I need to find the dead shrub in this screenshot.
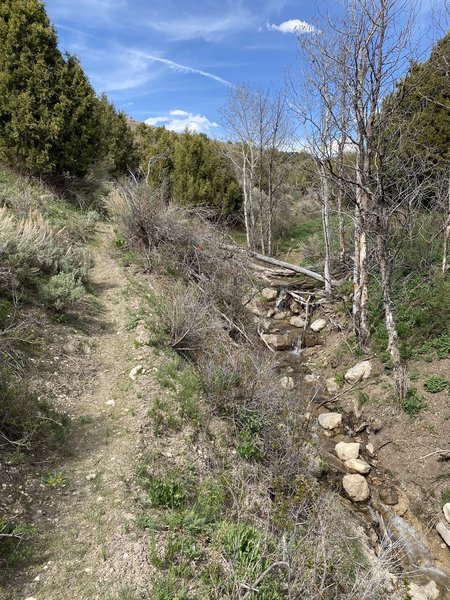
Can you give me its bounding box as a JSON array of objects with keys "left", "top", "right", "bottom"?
[
  {"left": 157, "top": 282, "right": 224, "bottom": 358},
  {"left": 106, "top": 182, "right": 253, "bottom": 323}
]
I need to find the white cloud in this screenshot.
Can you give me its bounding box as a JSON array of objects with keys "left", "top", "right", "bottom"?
[
  {"left": 130, "top": 50, "right": 233, "bottom": 87},
  {"left": 147, "top": 13, "right": 249, "bottom": 42},
  {"left": 267, "top": 19, "right": 317, "bottom": 35},
  {"left": 145, "top": 110, "right": 220, "bottom": 135}
]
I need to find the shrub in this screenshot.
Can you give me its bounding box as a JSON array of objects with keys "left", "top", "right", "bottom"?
[
  {"left": 0, "top": 207, "right": 92, "bottom": 298},
  {"left": 39, "top": 272, "right": 86, "bottom": 311},
  {"left": 106, "top": 182, "right": 252, "bottom": 321},
  {"left": 0, "top": 367, "right": 66, "bottom": 451},
  {"left": 424, "top": 376, "right": 449, "bottom": 393}
]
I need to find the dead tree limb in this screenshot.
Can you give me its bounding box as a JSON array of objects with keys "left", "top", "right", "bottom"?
[{"left": 223, "top": 244, "right": 339, "bottom": 286}]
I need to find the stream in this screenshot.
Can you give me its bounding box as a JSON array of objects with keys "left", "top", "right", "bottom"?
[{"left": 254, "top": 285, "right": 450, "bottom": 598}]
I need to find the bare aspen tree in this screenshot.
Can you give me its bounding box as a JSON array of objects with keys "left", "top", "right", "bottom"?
[
  {"left": 292, "top": 31, "right": 340, "bottom": 298},
  {"left": 220, "top": 84, "right": 259, "bottom": 249},
  {"left": 297, "top": 0, "right": 417, "bottom": 395},
  {"left": 221, "top": 84, "right": 291, "bottom": 253}
]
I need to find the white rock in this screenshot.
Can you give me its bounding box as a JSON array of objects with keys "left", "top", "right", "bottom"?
[
  {"left": 335, "top": 441, "right": 360, "bottom": 461},
  {"left": 261, "top": 334, "right": 291, "bottom": 351},
  {"left": 437, "top": 521, "right": 450, "bottom": 548},
  {"left": 105, "top": 399, "right": 115, "bottom": 407},
  {"left": 318, "top": 412, "right": 342, "bottom": 431},
  {"left": 129, "top": 365, "right": 145, "bottom": 381},
  {"left": 310, "top": 318, "right": 327, "bottom": 332},
  {"left": 342, "top": 474, "right": 369, "bottom": 502},
  {"left": 409, "top": 581, "right": 439, "bottom": 600},
  {"left": 274, "top": 311, "right": 289, "bottom": 320},
  {"left": 325, "top": 377, "right": 339, "bottom": 395},
  {"left": 345, "top": 458, "right": 371, "bottom": 474},
  {"left": 280, "top": 376, "right": 295, "bottom": 390},
  {"left": 305, "top": 374, "right": 319, "bottom": 384},
  {"left": 345, "top": 361, "right": 372, "bottom": 384},
  {"left": 443, "top": 503, "right": 450, "bottom": 525},
  {"left": 365, "top": 442, "right": 375, "bottom": 456},
  {"left": 261, "top": 288, "right": 278, "bottom": 301},
  {"left": 266, "top": 309, "right": 275, "bottom": 318},
  {"left": 290, "top": 316, "right": 305, "bottom": 328}
]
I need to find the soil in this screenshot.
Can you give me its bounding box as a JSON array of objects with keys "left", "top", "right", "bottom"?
[{"left": 1, "top": 224, "right": 160, "bottom": 600}]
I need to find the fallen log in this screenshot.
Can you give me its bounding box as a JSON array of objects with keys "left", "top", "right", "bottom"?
[{"left": 224, "top": 244, "right": 339, "bottom": 287}]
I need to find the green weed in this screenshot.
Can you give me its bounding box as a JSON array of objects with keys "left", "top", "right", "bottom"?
[
  {"left": 424, "top": 376, "right": 449, "bottom": 393},
  {"left": 402, "top": 389, "right": 427, "bottom": 416}
]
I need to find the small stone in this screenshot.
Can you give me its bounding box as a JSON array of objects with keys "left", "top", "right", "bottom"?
[
  {"left": 318, "top": 412, "right": 342, "bottom": 431},
  {"left": 310, "top": 318, "right": 327, "bottom": 332},
  {"left": 305, "top": 374, "right": 318, "bottom": 384},
  {"left": 105, "top": 399, "right": 115, "bottom": 407},
  {"left": 266, "top": 309, "right": 275, "bottom": 318},
  {"left": 379, "top": 487, "right": 399, "bottom": 505},
  {"left": 335, "top": 441, "right": 360, "bottom": 461},
  {"left": 437, "top": 521, "right": 450, "bottom": 548},
  {"left": 129, "top": 365, "right": 145, "bottom": 381},
  {"left": 342, "top": 474, "right": 369, "bottom": 502},
  {"left": 86, "top": 473, "right": 96, "bottom": 481},
  {"left": 368, "top": 418, "right": 382, "bottom": 433},
  {"left": 261, "top": 288, "right": 278, "bottom": 301},
  {"left": 409, "top": 581, "right": 439, "bottom": 600},
  {"left": 325, "top": 377, "right": 339, "bottom": 395},
  {"left": 344, "top": 458, "right": 371, "bottom": 474},
  {"left": 280, "top": 376, "right": 294, "bottom": 390},
  {"left": 290, "top": 316, "right": 305, "bottom": 328},
  {"left": 345, "top": 360, "right": 373, "bottom": 385},
  {"left": 274, "top": 311, "right": 289, "bottom": 320},
  {"left": 365, "top": 442, "right": 375, "bottom": 456},
  {"left": 443, "top": 503, "right": 450, "bottom": 525}
]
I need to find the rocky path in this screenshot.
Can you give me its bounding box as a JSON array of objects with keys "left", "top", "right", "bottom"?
[{"left": 11, "top": 225, "right": 156, "bottom": 600}]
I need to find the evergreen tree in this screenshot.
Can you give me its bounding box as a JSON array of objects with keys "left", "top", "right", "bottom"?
[
  {"left": 172, "top": 131, "right": 242, "bottom": 216},
  {"left": 0, "top": 0, "right": 64, "bottom": 173},
  {"left": 53, "top": 54, "right": 100, "bottom": 176}
]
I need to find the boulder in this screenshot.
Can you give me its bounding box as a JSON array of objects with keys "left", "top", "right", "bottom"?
[
  {"left": 437, "top": 521, "right": 450, "bottom": 548},
  {"left": 344, "top": 458, "right": 371, "bottom": 474},
  {"left": 280, "top": 376, "right": 294, "bottom": 390},
  {"left": 261, "top": 288, "right": 277, "bottom": 301},
  {"left": 342, "top": 474, "right": 369, "bottom": 502},
  {"left": 261, "top": 334, "right": 292, "bottom": 351},
  {"left": 290, "top": 316, "right": 305, "bottom": 328},
  {"left": 318, "top": 412, "right": 342, "bottom": 431},
  {"left": 335, "top": 441, "right": 360, "bottom": 461},
  {"left": 266, "top": 309, "right": 275, "bottom": 318},
  {"left": 310, "top": 318, "right": 327, "bottom": 332},
  {"left": 344, "top": 360, "right": 373, "bottom": 385},
  {"left": 409, "top": 581, "right": 439, "bottom": 600},
  {"left": 325, "top": 377, "right": 339, "bottom": 395},
  {"left": 444, "top": 503, "right": 450, "bottom": 525},
  {"left": 129, "top": 365, "right": 145, "bottom": 381}
]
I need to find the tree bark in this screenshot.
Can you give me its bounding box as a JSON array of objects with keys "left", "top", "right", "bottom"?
[
  {"left": 376, "top": 209, "right": 406, "bottom": 399},
  {"left": 319, "top": 162, "right": 333, "bottom": 297}
]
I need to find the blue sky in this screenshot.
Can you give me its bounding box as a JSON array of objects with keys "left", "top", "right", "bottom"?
[{"left": 43, "top": 0, "right": 440, "bottom": 138}]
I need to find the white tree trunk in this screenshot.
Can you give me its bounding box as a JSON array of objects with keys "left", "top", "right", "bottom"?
[{"left": 319, "top": 162, "right": 333, "bottom": 297}]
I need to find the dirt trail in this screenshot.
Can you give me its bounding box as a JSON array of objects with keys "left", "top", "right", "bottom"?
[{"left": 12, "top": 224, "right": 156, "bottom": 600}]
